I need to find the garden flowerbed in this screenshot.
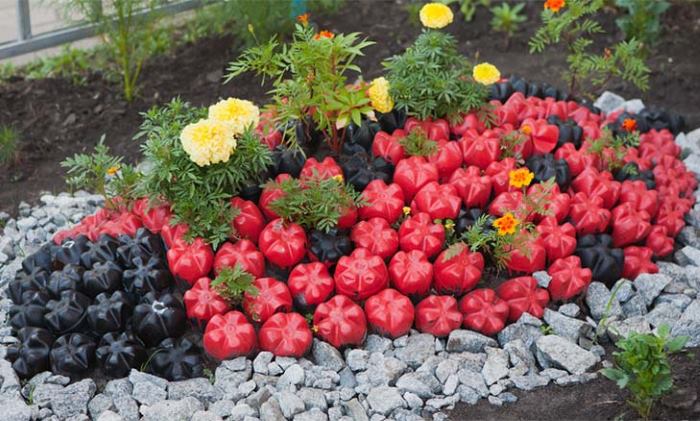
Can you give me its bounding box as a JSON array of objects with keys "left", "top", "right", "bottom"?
[{"left": 2, "top": 2, "right": 700, "bottom": 421}]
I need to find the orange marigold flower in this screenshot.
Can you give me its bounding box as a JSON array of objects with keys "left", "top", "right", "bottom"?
[
  {"left": 622, "top": 118, "right": 637, "bottom": 133},
  {"left": 297, "top": 13, "right": 309, "bottom": 26},
  {"left": 509, "top": 168, "right": 535, "bottom": 189},
  {"left": 493, "top": 212, "right": 519, "bottom": 236},
  {"left": 314, "top": 30, "right": 334, "bottom": 40},
  {"left": 544, "top": 0, "right": 565, "bottom": 13}
]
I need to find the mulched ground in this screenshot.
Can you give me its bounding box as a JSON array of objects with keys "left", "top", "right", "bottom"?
[
  {"left": 450, "top": 346, "right": 700, "bottom": 420},
  {"left": 1, "top": 1, "right": 699, "bottom": 215}
]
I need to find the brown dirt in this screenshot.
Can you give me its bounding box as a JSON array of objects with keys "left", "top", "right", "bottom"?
[
  {"left": 448, "top": 347, "right": 700, "bottom": 420},
  {"left": 1, "top": 0, "right": 699, "bottom": 217}
]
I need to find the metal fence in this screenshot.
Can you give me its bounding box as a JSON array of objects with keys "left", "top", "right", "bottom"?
[{"left": 0, "top": 0, "right": 208, "bottom": 60}]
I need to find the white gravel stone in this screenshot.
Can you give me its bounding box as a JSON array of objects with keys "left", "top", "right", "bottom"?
[
  {"left": 672, "top": 299, "right": 700, "bottom": 346},
  {"left": 446, "top": 330, "right": 497, "bottom": 353},
  {"left": 594, "top": 91, "right": 625, "bottom": 114},
  {"left": 481, "top": 347, "right": 509, "bottom": 385},
  {"left": 140, "top": 397, "right": 204, "bottom": 421},
  {"left": 366, "top": 387, "right": 406, "bottom": 416},
  {"left": 635, "top": 273, "right": 671, "bottom": 306},
  {"left": 585, "top": 282, "right": 623, "bottom": 320},
  {"left": 312, "top": 340, "right": 346, "bottom": 372},
  {"left": 535, "top": 335, "right": 599, "bottom": 374},
  {"left": 394, "top": 334, "right": 435, "bottom": 368}
]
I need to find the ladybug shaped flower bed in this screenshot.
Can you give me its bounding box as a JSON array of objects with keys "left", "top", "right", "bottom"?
[{"left": 20, "top": 38, "right": 696, "bottom": 384}]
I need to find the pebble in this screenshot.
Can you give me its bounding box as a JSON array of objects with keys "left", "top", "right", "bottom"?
[
  {"left": 535, "top": 336, "right": 599, "bottom": 375},
  {"left": 585, "top": 282, "right": 623, "bottom": 320},
  {"left": 672, "top": 300, "right": 700, "bottom": 346},
  {"left": 635, "top": 273, "right": 671, "bottom": 306},
  {"left": 446, "top": 330, "right": 497, "bottom": 353}
]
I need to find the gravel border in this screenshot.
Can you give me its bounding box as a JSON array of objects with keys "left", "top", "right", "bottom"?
[{"left": 2, "top": 94, "right": 700, "bottom": 421}]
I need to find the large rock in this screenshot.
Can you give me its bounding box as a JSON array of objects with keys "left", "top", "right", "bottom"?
[
  {"left": 535, "top": 335, "right": 599, "bottom": 374},
  {"left": 446, "top": 330, "right": 497, "bottom": 353},
  {"left": 168, "top": 378, "right": 221, "bottom": 403},
  {"left": 50, "top": 379, "right": 96, "bottom": 419},
  {"left": 481, "top": 347, "right": 509, "bottom": 385},
  {"left": 395, "top": 371, "right": 441, "bottom": 399},
  {"left": 312, "top": 340, "right": 345, "bottom": 372},
  {"left": 585, "top": 282, "right": 623, "bottom": 321},
  {"left": 0, "top": 395, "right": 31, "bottom": 421},
  {"left": 677, "top": 246, "right": 700, "bottom": 267},
  {"left": 543, "top": 309, "right": 588, "bottom": 343},
  {"left": 594, "top": 91, "right": 625, "bottom": 114},
  {"left": 394, "top": 334, "right": 435, "bottom": 368},
  {"left": 672, "top": 300, "right": 700, "bottom": 347},
  {"left": 366, "top": 386, "right": 406, "bottom": 416},
  {"left": 130, "top": 370, "right": 168, "bottom": 406},
  {"left": 646, "top": 302, "right": 683, "bottom": 329},
  {"left": 635, "top": 273, "right": 671, "bottom": 306},
  {"left": 140, "top": 397, "right": 204, "bottom": 421},
  {"left": 607, "top": 316, "right": 652, "bottom": 342}
]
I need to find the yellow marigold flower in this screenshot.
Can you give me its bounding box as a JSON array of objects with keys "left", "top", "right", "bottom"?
[
  {"left": 106, "top": 165, "right": 120, "bottom": 176},
  {"left": 520, "top": 124, "right": 532, "bottom": 135},
  {"left": 332, "top": 174, "right": 344, "bottom": 183},
  {"left": 444, "top": 219, "right": 455, "bottom": 231},
  {"left": 403, "top": 206, "right": 412, "bottom": 216},
  {"left": 180, "top": 118, "right": 237, "bottom": 167},
  {"left": 368, "top": 77, "right": 394, "bottom": 114},
  {"left": 208, "top": 98, "right": 260, "bottom": 135},
  {"left": 419, "top": 3, "right": 454, "bottom": 29},
  {"left": 509, "top": 168, "right": 535, "bottom": 189},
  {"left": 544, "top": 0, "right": 565, "bottom": 13},
  {"left": 473, "top": 63, "right": 501, "bottom": 85},
  {"left": 493, "top": 212, "right": 519, "bottom": 236}
]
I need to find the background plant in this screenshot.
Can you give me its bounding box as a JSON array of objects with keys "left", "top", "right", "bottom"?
[
  {"left": 587, "top": 126, "right": 640, "bottom": 172},
  {"left": 211, "top": 264, "right": 257, "bottom": 304},
  {"left": 226, "top": 23, "right": 374, "bottom": 151},
  {"left": 437, "top": 0, "right": 491, "bottom": 22},
  {"left": 62, "top": 0, "right": 168, "bottom": 101},
  {"left": 136, "top": 98, "right": 272, "bottom": 246},
  {"left": 602, "top": 324, "right": 688, "bottom": 420},
  {"left": 60, "top": 136, "right": 141, "bottom": 208},
  {"left": 384, "top": 29, "right": 489, "bottom": 122},
  {"left": 490, "top": 2, "right": 526, "bottom": 48},
  {"left": 0, "top": 126, "right": 20, "bottom": 166},
  {"left": 529, "top": 0, "right": 650, "bottom": 98},
  {"left": 269, "top": 175, "right": 364, "bottom": 232},
  {"left": 615, "top": 0, "right": 669, "bottom": 50},
  {"left": 24, "top": 46, "right": 93, "bottom": 85}
]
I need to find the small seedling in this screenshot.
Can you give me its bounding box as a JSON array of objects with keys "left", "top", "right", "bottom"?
[
  {"left": 0, "top": 126, "right": 19, "bottom": 166},
  {"left": 490, "top": 2, "right": 526, "bottom": 48},
  {"left": 602, "top": 324, "right": 689, "bottom": 420},
  {"left": 211, "top": 265, "right": 257, "bottom": 305}
]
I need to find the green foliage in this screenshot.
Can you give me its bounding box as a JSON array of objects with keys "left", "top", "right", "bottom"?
[
  {"left": 24, "top": 46, "right": 93, "bottom": 85},
  {"left": 384, "top": 30, "right": 489, "bottom": 121},
  {"left": 62, "top": 0, "right": 166, "bottom": 101},
  {"left": 615, "top": 0, "right": 669, "bottom": 48},
  {"left": 136, "top": 98, "right": 272, "bottom": 247},
  {"left": 587, "top": 126, "right": 640, "bottom": 172},
  {"left": 602, "top": 324, "right": 688, "bottom": 420},
  {"left": 0, "top": 63, "right": 15, "bottom": 83},
  {"left": 400, "top": 129, "right": 438, "bottom": 157},
  {"left": 0, "top": 126, "right": 19, "bottom": 166},
  {"left": 211, "top": 264, "right": 257, "bottom": 305},
  {"left": 438, "top": 0, "right": 491, "bottom": 22},
  {"left": 60, "top": 136, "right": 141, "bottom": 208},
  {"left": 445, "top": 178, "right": 556, "bottom": 270},
  {"left": 226, "top": 23, "right": 374, "bottom": 150},
  {"left": 269, "top": 175, "right": 364, "bottom": 232},
  {"left": 499, "top": 129, "right": 527, "bottom": 160},
  {"left": 490, "top": 2, "right": 526, "bottom": 41},
  {"left": 529, "top": 0, "right": 650, "bottom": 97}
]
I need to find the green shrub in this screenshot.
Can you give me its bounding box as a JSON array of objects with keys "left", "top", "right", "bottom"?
[
  {"left": 615, "top": 0, "right": 669, "bottom": 49},
  {"left": 490, "top": 2, "right": 526, "bottom": 46},
  {"left": 136, "top": 98, "right": 272, "bottom": 247},
  {"left": 60, "top": 136, "right": 140, "bottom": 208},
  {"left": 226, "top": 23, "right": 375, "bottom": 151},
  {"left": 602, "top": 324, "right": 688, "bottom": 420},
  {"left": 383, "top": 30, "right": 488, "bottom": 122},
  {"left": 0, "top": 126, "right": 19, "bottom": 166},
  {"left": 529, "top": 0, "right": 650, "bottom": 98}
]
